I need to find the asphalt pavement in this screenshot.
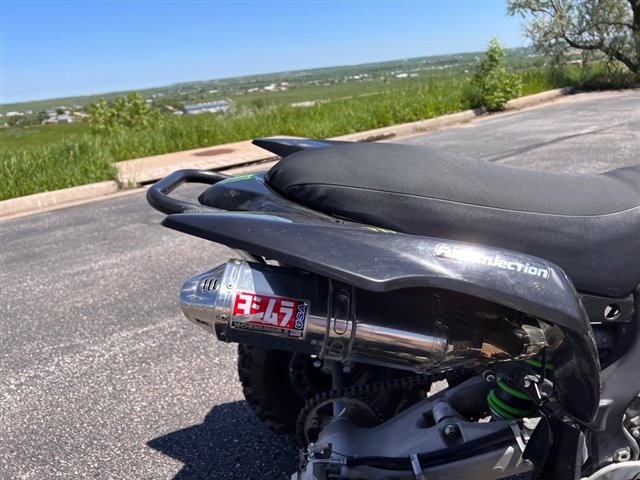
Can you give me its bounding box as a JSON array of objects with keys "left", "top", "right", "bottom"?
[
  {"left": 400, "top": 90, "right": 640, "bottom": 172},
  {"left": 1, "top": 89, "right": 639, "bottom": 480}
]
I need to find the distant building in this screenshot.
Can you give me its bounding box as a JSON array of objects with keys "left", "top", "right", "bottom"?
[
  {"left": 263, "top": 82, "right": 289, "bottom": 92},
  {"left": 56, "top": 114, "right": 74, "bottom": 124},
  {"left": 182, "top": 100, "right": 230, "bottom": 115}
]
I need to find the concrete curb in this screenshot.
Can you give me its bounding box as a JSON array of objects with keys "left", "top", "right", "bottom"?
[
  {"left": 333, "top": 108, "right": 484, "bottom": 142},
  {"left": 507, "top": 87, "right": 573, "bottom": 109},
  {"left": 115, "top": 139, "right": 275, "bottom": 186},
  {"left": 0, "top": 88, "right": 573, "bottom": 221},
  {"left": 0, "top": 181, "right": 119, "bottom": 220}
]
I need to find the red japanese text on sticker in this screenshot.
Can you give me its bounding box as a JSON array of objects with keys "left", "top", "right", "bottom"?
[{"left": 232, "top": 292, "right": 307, "bottom": 331}]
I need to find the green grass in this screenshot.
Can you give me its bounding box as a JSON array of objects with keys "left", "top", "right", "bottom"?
[
  {"left": 1, "top": 139, "right": 116, "bottom": 199},
  {"left": 212, "top": 69, "right": 474, "bottom": 108},
  {"left": 0, "top": 67, "right": 576, "bottom": 201},
  {"left": 0, "top": 122, "right": 89, "bottom": 150}
]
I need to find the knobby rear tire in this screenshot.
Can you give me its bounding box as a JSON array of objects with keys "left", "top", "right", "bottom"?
[{"left": 237, "top": 344, "right": 304, "bottom": 435}]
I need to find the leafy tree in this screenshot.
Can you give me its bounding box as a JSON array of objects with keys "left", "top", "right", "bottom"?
[
  {"left": 507, "top": 0, "right": 640, "bottom": 75},
  {"left": 473, "top": 38, "right": 523, "bottom": 111},
  {"left": 88, "top": 92, "right": 162, "bottom": 134}
]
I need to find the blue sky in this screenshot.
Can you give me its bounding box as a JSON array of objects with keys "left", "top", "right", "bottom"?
[{"left": 0, "top": 1, "right": 525, "bottom": 103}]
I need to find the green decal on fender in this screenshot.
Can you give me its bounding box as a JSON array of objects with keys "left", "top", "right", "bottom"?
[{"left": 218, "top": 174, "right": 255, "bottom": 184}]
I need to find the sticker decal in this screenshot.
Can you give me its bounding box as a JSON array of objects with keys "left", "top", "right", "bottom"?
[
  {"left": 218, "top": 174, "right": 254, "bottom": 185},
  {"left": 433, "top": 243, "right": 552, "bottom": 279},
  {"left": 231, "top": 291, "right": 308, "bottom": 338}
]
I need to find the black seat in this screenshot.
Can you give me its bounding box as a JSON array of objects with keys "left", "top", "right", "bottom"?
[{"left": 266, "top": 143, "right": 640, "bottom": 296}]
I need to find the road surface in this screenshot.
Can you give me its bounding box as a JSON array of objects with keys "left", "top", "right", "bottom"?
[{"left": 1, "top": 90, "right": 639, "bottom": 479}]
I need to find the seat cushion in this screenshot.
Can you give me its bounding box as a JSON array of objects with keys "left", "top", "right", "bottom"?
[{"left": 266, "top": 142, "right": 640, "bottom": 296}]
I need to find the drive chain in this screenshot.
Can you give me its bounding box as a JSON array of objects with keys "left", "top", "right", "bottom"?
[{"left": 295, "top": 371, "right": 451, "bottom": 446}]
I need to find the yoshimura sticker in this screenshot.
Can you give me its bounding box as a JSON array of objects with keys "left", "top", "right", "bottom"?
[{"left": 231, "top": 291, "right": 308, "bottom": 339}]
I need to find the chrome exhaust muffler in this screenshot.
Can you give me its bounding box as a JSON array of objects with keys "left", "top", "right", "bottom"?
[{"left": 180, "top": 260, "right": 548, "bottom": 372}]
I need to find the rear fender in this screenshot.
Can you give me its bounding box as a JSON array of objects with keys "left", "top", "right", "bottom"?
[
  {"left": 163, "top": 211, "right": 600, "bottom": 422},
  {"left": 252, "top": 137, "right": 352, "bottom": 158}
]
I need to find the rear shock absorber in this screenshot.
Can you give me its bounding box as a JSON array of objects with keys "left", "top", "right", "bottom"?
[{"left": 487, "top": 360, "right": 554, "bottom": 420}]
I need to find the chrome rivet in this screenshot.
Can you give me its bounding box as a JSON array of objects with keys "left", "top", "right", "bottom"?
[
  {"left": 604, "top": 304, "right": 621, "bottom": 321},
  {"left": 613, "top": 447, "right": 631, "bottom": 462}
]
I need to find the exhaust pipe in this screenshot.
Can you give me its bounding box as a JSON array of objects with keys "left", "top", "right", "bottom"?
[{"left": 180, "top": 260, "right": 548, "bottom": 373}]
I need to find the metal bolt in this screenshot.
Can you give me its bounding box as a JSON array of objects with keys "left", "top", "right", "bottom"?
[
  {"left": 310, "top": 417, "right": 320, "bottom": 428},
  {"left": 632, "top": 428, "right": 640, "bottom": 439},
  {"left": 307, "top": 442, "right": 318, "bottom": 460},
  {"left": 313, "top": 360, "right": 322, "bottom": 368},
  {"left": 344, "top": 405, "right": 358, "bottom": 416},
  {"left": 613, "top": 447, "right": 631, "bottom": 463},
  {"left": 443, "top": 424, "right": 459, "bottom": 440},
  {"left": 539, "top": 381, "right": 554, "bottom": 398},
  {"left": 342, "top": 366, "right": 352, "bottom": 374},
  {"left": 482, "top": 371, "right": 496, "bottom": 383}
]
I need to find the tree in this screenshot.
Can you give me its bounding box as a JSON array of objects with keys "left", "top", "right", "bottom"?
[
  {"left": 473, "top": 38, "right": 523, "bottom": 111},
  {"left": 507, "top": 0, "right": 640, "bottom": 74},
  {"left": 88, "top": 92, "right": 162, "bottom": 134}
]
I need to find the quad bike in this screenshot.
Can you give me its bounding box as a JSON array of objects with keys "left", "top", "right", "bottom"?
[{"left": 147, "top": 138, "right": 640, "bottom": 479}]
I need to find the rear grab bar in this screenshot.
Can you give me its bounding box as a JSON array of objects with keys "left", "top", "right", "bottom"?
[{"left": 146, "top": 169, "right": 229, "bottom": 215}]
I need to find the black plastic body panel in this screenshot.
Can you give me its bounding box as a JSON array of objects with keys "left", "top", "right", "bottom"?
[
  {"left": 162, "top": 210, "right": 601, "bottom": 422},
  {"left": 252, "top": 137, "right": 352, "bottom": 158},
  {"left": 198, "top": 173, "right": 334, "bottom": 218},
  {"left": 587, "top": 288, "right": 640, "bottom": 470}
]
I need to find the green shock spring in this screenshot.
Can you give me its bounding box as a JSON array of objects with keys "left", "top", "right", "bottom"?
[
  {"left": 524, "top": 358, "right": 554, "bottom": 372},
  {"left": 487, "top": 360, "right": 554, "bottom": 420}
]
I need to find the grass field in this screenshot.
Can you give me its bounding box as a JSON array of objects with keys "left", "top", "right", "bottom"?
[
  {"left": 0, "top": 123, "right": 90, "bottom": 150},
  {"left": 1, "top": 66, "right": 576, "bottom": 201},
  {"left": 1, "top": 47, "right": 542, "bottom": 113}
]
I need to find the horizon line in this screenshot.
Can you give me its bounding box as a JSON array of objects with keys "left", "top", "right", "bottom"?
[{"left": 1, "top": 44, "right": 531, "bottom": 107}]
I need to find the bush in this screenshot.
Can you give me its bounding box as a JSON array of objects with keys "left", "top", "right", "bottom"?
[
  {"left": 576, "top": 61, "right": 639, "bottom": 90},
  {"left": 473, "top": 38, "right": 523, "bottom": 111},
  {"left": 88, "top": 92, "right": 162, "bottom": 134}
]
